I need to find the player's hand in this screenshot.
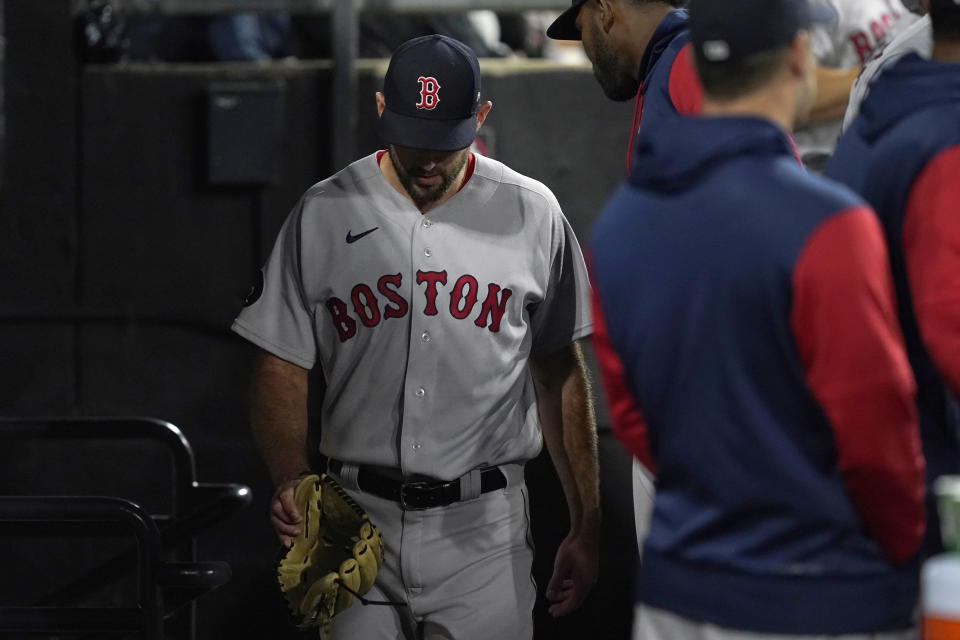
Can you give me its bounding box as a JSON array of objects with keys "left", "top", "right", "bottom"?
[
  {"left": 545, "top": 531, "right": 597, "bottom": 617},
  {"left": 270, "top": 476, "right": 305, "bottom": 547}
]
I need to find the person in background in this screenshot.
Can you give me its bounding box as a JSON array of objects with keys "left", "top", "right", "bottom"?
[
  {"left": 208, "top": 12, "right": 291, "bottom": 62},
  {"left": 547, "top": 0, "right": 698, "bottom": 172},
  {"left": 827, "top": 0, "right": 960, "bottom": 560},
  {"left": 841, "top": 0, "right": 932, "bottom": 132},
  {"left": 292, "top": 13, "right": 506, "bottom": 59},
  {"left": 545, "top": 0, "right": 697, "bottom": 571},
  {"left": 590, "top": 0, "right": 926, "bottom": 635},
  {"left": 794, "top": 0, "right": 919, "bottom": 169}
]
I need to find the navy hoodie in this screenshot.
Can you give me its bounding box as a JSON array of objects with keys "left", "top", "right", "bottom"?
[
  {"left": 591, "top": 115, "right": 925, "bottom": 633},
  {"left": 625, "top": 9, "right": 704, "bottom": 171},
  {"left": 827, "top": 54, "right": 960, "bottom": 558},
  {"left": 635, "top": 9, "right": 696, "bottom": 134}
]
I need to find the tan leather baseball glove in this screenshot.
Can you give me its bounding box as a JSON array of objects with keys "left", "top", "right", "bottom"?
[{"left": 277, "top": 473, "right": 384, "bottom": 637}]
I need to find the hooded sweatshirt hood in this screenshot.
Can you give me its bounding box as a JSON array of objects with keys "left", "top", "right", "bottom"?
[
  {"left": 630, "top": 115, "right": 796, "bottom": 192},
  {"left": 860, "top": 53, "right": 960, "bottom": 142},
  {"left": 638, "top": 9, "right": 690, "bottom": 85}
]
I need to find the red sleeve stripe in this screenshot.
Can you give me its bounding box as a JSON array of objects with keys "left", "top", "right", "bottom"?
[{"left": 627, "top": 92, "right": 645, "bottom": 175}]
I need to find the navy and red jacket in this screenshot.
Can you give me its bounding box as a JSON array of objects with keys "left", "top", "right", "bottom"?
[
  {"left": 826, "top": 53, "right": 960, "bottom": 558},
  {"left": 626, "top": 9, "right": 800, "bottom": 171},
  {"left": 627, "top": 9, "right": 702, "bottom": 171},
  {"left": 590, "top": 115, "right": 925, "bottom": 633}
]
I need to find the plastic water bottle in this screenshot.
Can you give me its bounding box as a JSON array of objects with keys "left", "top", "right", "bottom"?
[{"left": 923, "top": 477, "right": 960, "bottom": 640}]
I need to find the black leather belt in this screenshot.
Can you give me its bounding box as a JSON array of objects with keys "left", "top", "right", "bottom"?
[{"left": 327, "top": 459, "right": 507, "bottom": 510}]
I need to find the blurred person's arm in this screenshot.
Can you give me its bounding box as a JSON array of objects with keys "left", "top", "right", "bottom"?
[
  {"left": 792, "top": 206, "right": 925, "bottom": 565},
  {"left": 800, "top": 2, "right": 860, "bottom": 128},
  {"left": 904, "top": 145, "right": 960, "bottom": 396},
  {"left": 797, "top": 65, "right": 860, "bottom": 127}
]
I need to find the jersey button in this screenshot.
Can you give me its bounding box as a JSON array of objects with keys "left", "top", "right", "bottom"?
[
  {"left": 424, "top": 248, "right": 432, "bottom": 258},
  {"left": 412, "top": 443, "right": 422, "bottom": 451},
  {"left": 423, "top": 219, "right": 432, "bottom": 228},
  {"left": 415, "top": 387, "right": 426, "bottom": 398},
  {"left": 421, "top": 331, "right": 431, "bottom": 343}
]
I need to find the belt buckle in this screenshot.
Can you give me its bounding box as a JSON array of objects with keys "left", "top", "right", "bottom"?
[{"left": 399, "top": 480, "right": 443, "bottom": 510}]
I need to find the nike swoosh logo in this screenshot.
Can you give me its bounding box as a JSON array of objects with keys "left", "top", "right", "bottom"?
[{"left": 346, "top": 227, "right": 379, "bottom": 244}]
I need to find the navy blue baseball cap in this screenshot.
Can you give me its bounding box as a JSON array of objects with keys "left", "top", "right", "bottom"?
[
  {"left": 547, "top": 0, "right": 588, "bottom": 41},
  {"left": 376, "top": 35, "right": 482, "bottom": 152},
  {"left": 689, "top": 0, "right": 836, "bottom": 63}
]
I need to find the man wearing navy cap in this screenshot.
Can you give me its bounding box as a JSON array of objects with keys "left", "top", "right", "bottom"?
[
  {"left": 547, "top": 0, "right": 699, "bottom": 584},
  {"left": 547, "top": 0, "right": 696, "bottom": 172},
  {"left": 590, "top": 0, "right": 926, "bottom": 637},
  {"left": 827, "top": 0, "right": 960, "bottom": 561},
  {"left": 233, "top": 34, "right": 600, "bottom": 639}
]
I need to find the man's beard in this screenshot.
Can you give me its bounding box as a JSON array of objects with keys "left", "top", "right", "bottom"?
[
  {"left": 390, "top": 147, "right": 470, "bottom": 209},
  {"left": 591, "top": 28, "right": 640, "bottom": 101}
]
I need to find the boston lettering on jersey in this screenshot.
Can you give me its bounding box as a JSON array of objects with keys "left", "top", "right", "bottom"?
[
  {"left": 850, "top": 9, "right": 902, "bottom": 64},
  {"left": 326, "top": 269, "right": 513, "bottom": 342}
]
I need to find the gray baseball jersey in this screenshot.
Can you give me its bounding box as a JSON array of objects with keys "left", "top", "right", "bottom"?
[
  {"left": 812, "top": 0, "right": 919, "bottom": 69},
  {"left": 796, "top": 0, "right": 920, "bottom": 161},
  {"left": 233, "top": 151, "right": 592, "bottom": 481},
  {"left": 841, "top": 15, "right": 932, "bottom": 133}
]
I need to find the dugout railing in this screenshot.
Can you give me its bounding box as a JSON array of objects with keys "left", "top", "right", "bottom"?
[
  {"left": 0, "top": 496, "right": 227, "bottom": 639},
  {"left": 0, "top": 417, "right": 251, "bottom": 639}
]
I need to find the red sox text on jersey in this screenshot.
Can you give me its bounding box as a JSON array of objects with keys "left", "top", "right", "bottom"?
[
  {"left": 850, "top": 9, "right": 902, "bottom": 64},
  {"left": 326, "top": 269, "right": 512, "bottom": 342}
]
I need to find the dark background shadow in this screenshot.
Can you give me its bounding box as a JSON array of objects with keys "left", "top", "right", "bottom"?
[{"left": 1, "top": 3, "right": 639, "bottom": 637}]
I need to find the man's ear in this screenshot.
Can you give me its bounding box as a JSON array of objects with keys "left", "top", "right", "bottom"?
[
  {"left": 376, "top": 91, "right": 386, "bottom": 117},
  {"left": 788, "top": 31, "right": 813, "bottom": 81},
  {"left": 596, "top": 0, "right": 617, "bottom": 34},
  {"left": 476, "top": 101, "right": 494, "bottom": 130}
]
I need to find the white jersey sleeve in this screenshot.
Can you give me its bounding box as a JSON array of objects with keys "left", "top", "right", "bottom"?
[
  {"left": 529, "top": 198, "right": 593, "bottom": 356},
  {"left": 841, "top": 15, "right": 933, "bottom": 132},
  {"left": 811, "top": 0, "right": 844, "bottom": 66},
  {"left": 812, "top": 0, "right": 920, "bottom": 69},
  {"left": 232, "top": 195, "right": 318, "bottom": 369}
]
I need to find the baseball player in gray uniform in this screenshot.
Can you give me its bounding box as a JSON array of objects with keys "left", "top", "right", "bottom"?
[
  {"left": 841, "top": 0, "right": 932, "bottom": 132},
  {"left": 232, "top": 34, "right": 600, "bottom": 639}
]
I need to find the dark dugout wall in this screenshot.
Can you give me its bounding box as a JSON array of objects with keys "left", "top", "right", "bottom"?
[{"left": 2, "top": 3, "right": 638, "bottom": 635}]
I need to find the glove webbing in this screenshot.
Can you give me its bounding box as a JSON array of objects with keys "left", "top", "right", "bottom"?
[
  {"left": 322, "top": 474, "right": 406, "bottom": 609},
  {"left": 321, "top": 474, "right": 366, "bottom": 522}
]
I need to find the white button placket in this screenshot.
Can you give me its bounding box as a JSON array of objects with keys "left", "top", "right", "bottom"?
[{"left": 401, "top": 215, "right": 438, "bottom": 469}]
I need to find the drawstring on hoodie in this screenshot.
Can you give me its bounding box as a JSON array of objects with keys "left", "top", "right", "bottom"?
[{"left": 628, "top": 91, "right": 646, "bottom": 175}]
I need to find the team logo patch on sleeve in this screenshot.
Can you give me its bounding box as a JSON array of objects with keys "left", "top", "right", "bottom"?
[
  {"left": 243, "top": 269, "right": 264, "bottom": 307},
  {"left": 416, "top": 76, "right": 441, "bottom": 110}
]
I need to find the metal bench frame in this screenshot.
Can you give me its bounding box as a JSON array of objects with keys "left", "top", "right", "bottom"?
[{"left": 0, "top": 417, "right": 251, "bottom": 638}]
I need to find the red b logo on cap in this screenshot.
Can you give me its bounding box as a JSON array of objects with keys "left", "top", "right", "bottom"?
[{"left": 416, "top": 76, "right": 441, "bottom": 110}]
